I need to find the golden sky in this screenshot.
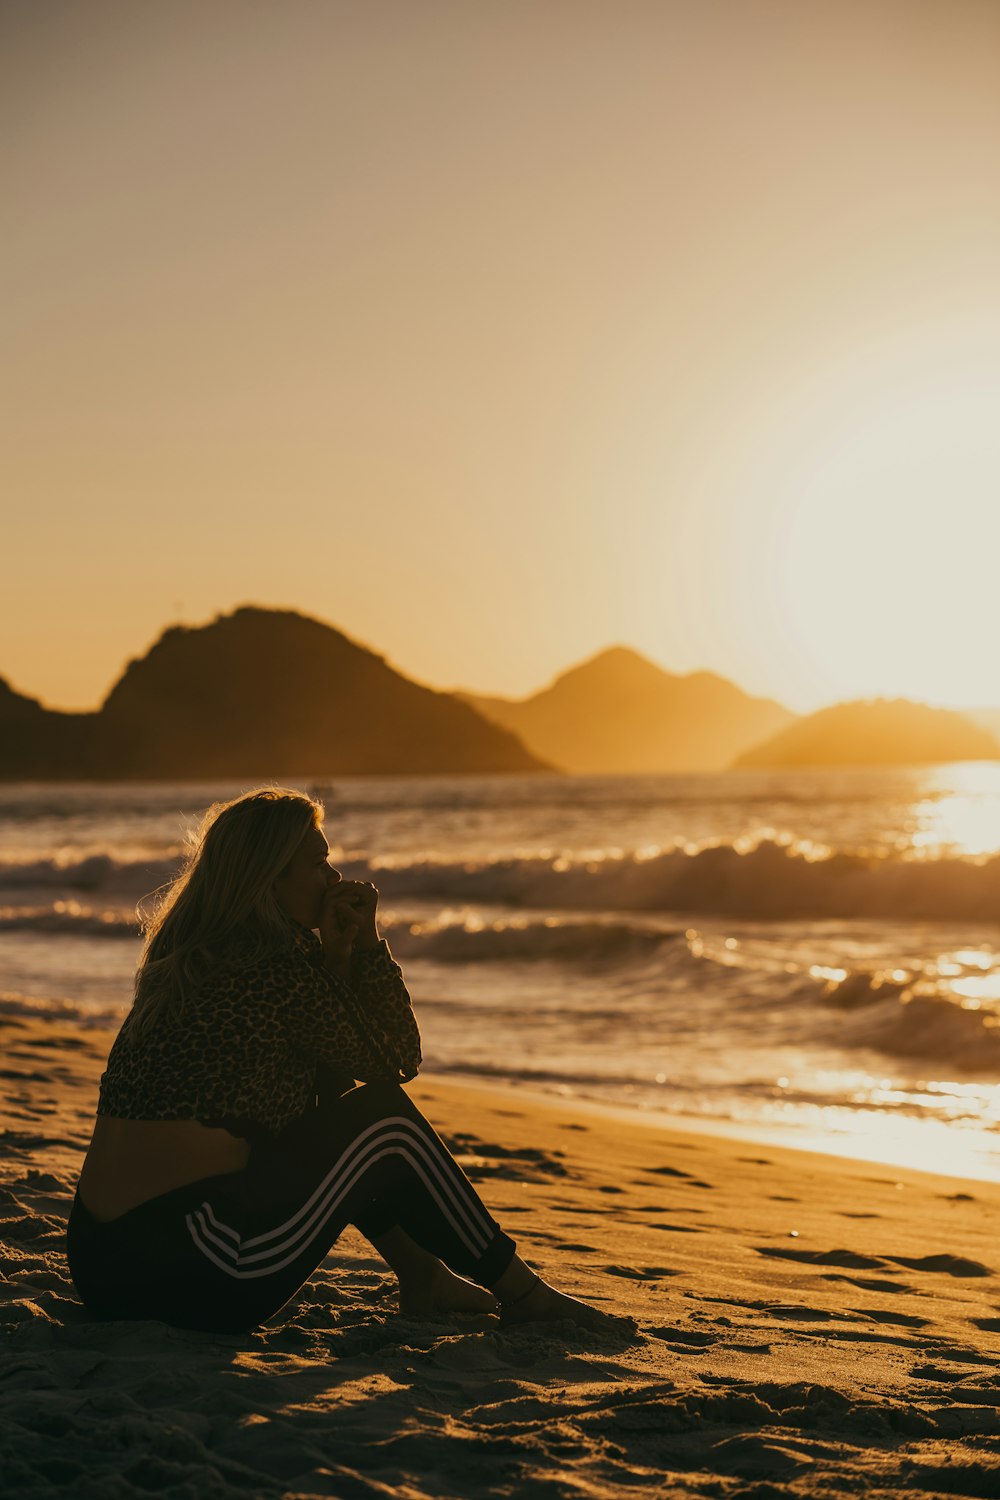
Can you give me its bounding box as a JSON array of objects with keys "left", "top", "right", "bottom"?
[{"left": 4, "top": 0, "right": 1000, "bottom": 715}]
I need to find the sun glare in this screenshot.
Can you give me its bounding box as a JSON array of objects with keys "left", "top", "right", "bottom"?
[
  {"left": 909, "top": 764, "right": 1000, "bottom": 859},
  {"left": 764, "top": 353, "right": 1000, "bottom": 711}
]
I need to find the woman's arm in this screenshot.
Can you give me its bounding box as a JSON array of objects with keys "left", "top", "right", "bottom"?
[
  {"left": 281, "top": 934, "right": 422, "bottom": 1084},
  {"left": 310, "top": 880, "right": 420, "bottom": 1081},
  {"left": 345, "top": 939, "right": 422, "bottom": 1081}
]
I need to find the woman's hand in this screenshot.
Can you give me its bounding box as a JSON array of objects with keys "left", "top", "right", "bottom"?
[{"left": 319, "top": 880, "right": 381, "bottom": 975}]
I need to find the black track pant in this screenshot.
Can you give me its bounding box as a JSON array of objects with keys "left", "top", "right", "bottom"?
[{"left": 66, "top": 1082, "right": 517, "bottom": 1333}]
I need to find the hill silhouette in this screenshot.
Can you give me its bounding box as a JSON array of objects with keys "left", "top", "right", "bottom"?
[
  {"left": 734, "top": 698, "right": 1000, "bottom": 768},
  {"left": 0, "top": 608, "right": 550, "bottom": 779},
  {"left": 457, "top": 646, "right": 793, "bottom": 772}
]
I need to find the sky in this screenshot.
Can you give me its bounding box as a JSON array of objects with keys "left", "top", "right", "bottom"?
[{"left": 4, "top": 0, "right": 1000, "bottom": 715}]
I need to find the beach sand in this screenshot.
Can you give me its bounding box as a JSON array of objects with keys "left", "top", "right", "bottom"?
[{"left": 3, "top": 1012, "right": 999, "bottom": 1498}]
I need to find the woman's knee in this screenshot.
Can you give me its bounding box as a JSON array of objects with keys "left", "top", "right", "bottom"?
[{"left": 347, "top": 1079, "right": 411, "bottom": 1114}]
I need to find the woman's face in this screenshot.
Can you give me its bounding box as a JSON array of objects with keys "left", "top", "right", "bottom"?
[{"left": 273, "top": 824, "right": 342, "bottom": 928}]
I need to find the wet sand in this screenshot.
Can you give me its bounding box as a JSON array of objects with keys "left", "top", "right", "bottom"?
[{"left": 3, "top": 1010, "right": 999, "bottom": 1498}]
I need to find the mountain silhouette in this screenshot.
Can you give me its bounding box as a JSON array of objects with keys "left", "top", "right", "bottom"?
[
  {"left": 457, "top": 646, "right": 793, "bottom": 772},
  {"left": 0, "top": 608, "right": 550, "bottom": 779},
  {"left": 9, "top": 618, "right": 989, "bottom": 780},
  {"left": 734, "top": 698, "right": 1000, "bottom": 768}
]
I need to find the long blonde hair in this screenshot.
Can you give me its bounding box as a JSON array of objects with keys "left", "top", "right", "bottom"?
[{"left": 131, "top": 786, "right": 323, "bottom": 1036}]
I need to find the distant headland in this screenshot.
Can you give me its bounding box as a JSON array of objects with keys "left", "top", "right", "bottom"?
[{"left": 733, "top": 698, "right": 1000, "bottom": 769}]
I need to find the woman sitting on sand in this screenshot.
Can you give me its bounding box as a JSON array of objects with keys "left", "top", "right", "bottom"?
[{"left": 67, "top": 787, "right": 609, "bottom": 1334}]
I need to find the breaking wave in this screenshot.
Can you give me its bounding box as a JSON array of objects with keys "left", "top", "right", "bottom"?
[
  {"left": 0, "top": 904, "right": 138, "bottom": 938},
  {"left": 0, "top": 991, "right": 123, "bottom": 1027},
  {"left": 0, "top": 853, "right": 180, "bottom": 894},
  {"left": 811, "top": 969, "right": 1000, "bottom": 1072},
  {"left": 369, "top": 841, "right": 1000, "bottom": 924},
  {"left": 393, "top": 915, "right": 679, "bottom": 965},
  {"left": 846, "top": 992, "right": 1000, "bottom": 1071},
  {"left": 6, "top": 838, "right": 1000, "bottom": 924}
]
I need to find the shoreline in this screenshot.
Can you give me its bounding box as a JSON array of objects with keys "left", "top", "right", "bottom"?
[
  {"left": 4, "top": 1009, "right": 1000, "bottom": 1497},
  {"left": 422, "top": 1068, "right": 1000, "bottom": 1188},
  {"left": 7, "top": 985, "right": 999, "bottom": 1188}
]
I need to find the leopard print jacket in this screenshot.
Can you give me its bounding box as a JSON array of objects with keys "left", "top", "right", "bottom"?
[{"left": 97, "top": 926, "right": 421, "bottom": 1145}]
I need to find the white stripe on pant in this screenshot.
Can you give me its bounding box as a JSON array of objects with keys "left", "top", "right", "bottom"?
[
  {"left": 207, "top": 1115, "right": 494, "bottom": 1258},
  {"left": 233, "top": 1115, "right": 493, "bottom": 1254},
  {"left": 185, "top": 1115, "right": 496, "bottom": 1280}
]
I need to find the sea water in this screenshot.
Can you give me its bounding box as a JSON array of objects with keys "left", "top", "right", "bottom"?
[{"left": 4, "top": 769, "right": 1000, "bottom": 1181}]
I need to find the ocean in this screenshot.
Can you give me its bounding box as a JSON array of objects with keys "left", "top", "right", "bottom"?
[{"left": 4, "top": 768, "right": 1000, "bottom": 1181}]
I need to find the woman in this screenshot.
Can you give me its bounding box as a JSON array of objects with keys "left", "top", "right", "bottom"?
[{"left": 67, "top": 786, "right": 611, "bottom": 1334}]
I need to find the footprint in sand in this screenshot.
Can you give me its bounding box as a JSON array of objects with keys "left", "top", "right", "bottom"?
[
  {"left": 827, "top": 1329, "right": 932, "bottom": 1349},
  {"left": 758, "top": 1245, "right": 992, "bottom": 1281},
  {"left": 887, "top": 1254, "right": 992, "bottom": 1279},
  {"left": 970, "top": 1316, "right": 1000, "bottom": 1332},
  {"left": 822, "top": 1273, "right": 914, "bottom": 1296},
  {"left": 23, "top": 1035, "right": 90, "bottom": 1052},
  {"left": 754, "top": 1246, "right": 887, "bottom": 1270},
  {"left": 625, "top": 1203, "right": 705, "bottom": 1215},
  {"left": 910, "top": 1363, "right": 977, "bottom": 1382},
  {"left": 757, "top": 1311, "right": 925, "bottom": 1352},
  {"left": 765, "top": 1304, "right": 837, "bottom": 1322},
  {"left": 602, "top": 1264, "right": 678, "bottom": 1281},
  {"left": 445, "top": 1133, "right": 570, "bottom": 1182},
  {"left": 646, "top": 1324, "right": 717, "bottom": 1348},
  {"left": 642, "top": 1166, "right": 715, "bottom": 1189},
  {"left": 1, "top": 1129, "right": 82, "bottom": 1153},
  {"left": 847, "top": 1307, "right": 929, "bottom": 1328}
]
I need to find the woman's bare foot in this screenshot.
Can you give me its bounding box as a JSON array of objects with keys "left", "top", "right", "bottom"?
[
  {"left": 398, "top": 1261, "right": 499, "bottom": 1318},
  {"left": 499, "top": 1276, "right": 620, "bottom": 1331},
  {"left": 368, "top": 1226, "right": 498, "bottom": 1318},
  {"left": 492, "top": 1256, "right": 620, "bottom": 1331}
]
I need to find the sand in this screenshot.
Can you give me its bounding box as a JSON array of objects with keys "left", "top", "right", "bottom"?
[{"left": 2, "top": 1012, "right": 1000, "bottom": 1498}]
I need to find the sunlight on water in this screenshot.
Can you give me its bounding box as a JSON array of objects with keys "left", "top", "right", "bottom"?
[
  {"left": 950, "top": 973, "right": 1000, "bottom": 1007},
  {"left": 937, "top": 948, "right": 994, "bottom": 972},
  {"left": 742, "top": 1067, "right": 1000, "bottom": 1181},
  {"left": 763, "top": 1111, "right": 1000, "bottom": 1183},
  {"left": 910, "top": 763, "right": 1000, "bottom": 858},
  {"left": 629, "top": 1076, "right": 1000, "bottom": 1183}
]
